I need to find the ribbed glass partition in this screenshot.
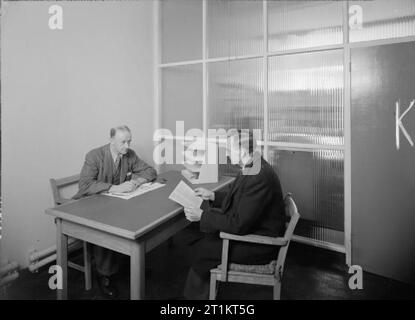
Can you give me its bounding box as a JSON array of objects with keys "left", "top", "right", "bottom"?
[
  {"left": 268, "top": 0, "right": 343, "bottom": 52},
  {"left": 269, "top": 148, "right": 345, "bottom": 245},
  {"left": 208, "top": 58, "right": 264, "bottom": 131},
  {"left": 207, "top": 0, "right": 263, "bottom": 58},
  {"left": 268, "top": 50, "right": 344, "bottom": 146},
  {"left": 349, "top": 0, "right": 415, "bottom": 42}
]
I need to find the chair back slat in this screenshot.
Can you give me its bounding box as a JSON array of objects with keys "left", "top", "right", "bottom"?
[
  {"left": 283, "top": 194, "right": 300, "bottom": 241},
  {"left": 49, "top": 174, "right": 80, "bottom": 205},
  {"left": 275, "top": 193, "right": 300, "bottom": 274}
]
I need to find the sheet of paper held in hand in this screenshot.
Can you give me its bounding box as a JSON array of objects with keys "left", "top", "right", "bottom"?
[
  {"left": 168, "top": 180, "right": 203, "bottom": 208},
  {"left": 103, "top": 182, "right": 165, "bottom": 200}
]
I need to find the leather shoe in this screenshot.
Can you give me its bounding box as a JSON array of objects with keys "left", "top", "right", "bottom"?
[{"left": 97, "top": 275, "right": 119, "bottom": 298}]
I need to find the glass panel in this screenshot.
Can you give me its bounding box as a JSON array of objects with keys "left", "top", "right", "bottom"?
[
  {"left": 208, "top": 58, "right": 263, "bottom": 132},
  {"left": 268, "top": 50, "right": 344, "bottom": 146},
  {"left": 208, "top": 58, "right": 263, "bottom": 177},
  {"left": 269, "top": 148, "right": 344, "bottom": 243},
  {"left": 207, "top": 0, "right": 263, "bottom": 58},
  {"left": 161, "top": 0, "right": 202, "bottom": 63},
  {"left": 349, "top": 0, "right": 415, "bottom": 42},
  {"left": 268, "top": 1, "right": 343, "bottom": 52},
  {"left": 161, "top": 64, "right": 203, "bottom": 133}
]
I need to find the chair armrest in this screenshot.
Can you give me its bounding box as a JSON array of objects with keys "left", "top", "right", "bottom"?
[{"left": 219, "top": 232, "right": 288, "bottom": 246}]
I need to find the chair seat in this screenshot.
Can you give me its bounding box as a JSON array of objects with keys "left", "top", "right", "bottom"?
[{"left": 219, "top": 260, "right": 277, "bottom": 275}]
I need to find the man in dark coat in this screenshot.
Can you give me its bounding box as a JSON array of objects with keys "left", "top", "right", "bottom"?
[
  {"left": 183, "top": 130, "right": 285, "bottom": 299},
  {"left": 73, "top": 125, "right": 157, "bottom": 297}
]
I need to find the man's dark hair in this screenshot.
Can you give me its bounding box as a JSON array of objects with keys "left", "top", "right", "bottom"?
[{"left": 229, "top": 129, "right": 257, "bottom": 155}]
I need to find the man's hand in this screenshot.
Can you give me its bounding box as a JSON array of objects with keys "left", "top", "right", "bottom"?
[
  {"left": 184, "top": 207, "right": 203, "bottom": 222},
  {"left": 131, "top": 177, "right": 147, "bottom": 188},
  {"left": 194, "top": 187, "right": 214, "bottom": 201},
  {"left": 108, "top": 181, "right": 136, "bottom": 194}
]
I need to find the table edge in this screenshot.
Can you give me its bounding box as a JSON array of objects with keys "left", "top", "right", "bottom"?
[{"left": 46, "top": 175, "right": 235, "bottom": 240}]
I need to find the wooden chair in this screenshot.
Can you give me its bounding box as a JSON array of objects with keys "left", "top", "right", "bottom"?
[
  {"left": 209, "top": 193, "right": 300, "bottom": 300},
  {"left": 50, "top": 174, "right": 92, "bottom": 291}
]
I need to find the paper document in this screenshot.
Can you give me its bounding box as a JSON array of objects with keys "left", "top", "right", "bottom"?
[
  {"left": 169, "top": 180, "right": 203, "bottom": 208},
  {"left": 103, "top": 182, "right": 165, "bottom": 200}
]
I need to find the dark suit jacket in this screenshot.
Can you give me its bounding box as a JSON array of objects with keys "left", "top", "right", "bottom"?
[
  {"left": 190, "top": 155, "right": 286, "bottom": 278},
  {"left": 73, "top": 144, "right": 157, "bottom": 199},
  {"left": 200, "top": 155, "right": 285, "bottom": 237}
]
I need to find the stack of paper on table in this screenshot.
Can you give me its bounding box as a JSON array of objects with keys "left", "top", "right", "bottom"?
[
  {"left": 103, "top": 182, "right": 165, "bottom": 200},
  {"left": 168, "top": 180, "right": 203, "bottom": 208}
]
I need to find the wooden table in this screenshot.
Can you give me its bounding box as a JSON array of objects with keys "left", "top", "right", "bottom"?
[{"left": 45, "top": 171, "right": 234, "bottom": 300}]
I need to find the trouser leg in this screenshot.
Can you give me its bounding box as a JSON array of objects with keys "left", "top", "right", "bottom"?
[
  {"left": 93, "top": 245, "right": 119, "bottom": 276},
  {"left": 184, "top": 267, "right": 210, "bottom": 300}
]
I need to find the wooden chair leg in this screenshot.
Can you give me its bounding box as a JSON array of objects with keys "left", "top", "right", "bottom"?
[
  {"left": 273, "top": 279, "right": 281, "bottom": 300},
  {"left": 83, "top": 242, "right": 92, "bottom": 291},
  {"left": 209, "top": 273, "right": 217, "bottom": 300}
]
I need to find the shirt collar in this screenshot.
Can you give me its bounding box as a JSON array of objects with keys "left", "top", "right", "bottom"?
[
  {"left": 109, "top": 144, "right": 123, "bottom": 163},
  {"left": 241, "top": 152, "right": 262, "bottom": 175}
]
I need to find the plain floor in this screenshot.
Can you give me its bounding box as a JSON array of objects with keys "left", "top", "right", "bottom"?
[{"left": 3, "top": 226, "right": 415, "bottom": 300}]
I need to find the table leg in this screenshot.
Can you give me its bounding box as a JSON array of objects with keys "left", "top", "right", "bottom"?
[
  {"left": 56, "top": 218, "right": 68, "bottom": 300},
  {"left": 130, "top": 241, "right": 145, "bottom": 300},
  {"left": 83, "top": 242, "right": 92, "bottom": 291}
]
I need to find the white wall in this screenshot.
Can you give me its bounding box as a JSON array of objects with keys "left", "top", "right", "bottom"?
[{"left": 1, "top": 1, "right": 155, "bottom": 268}]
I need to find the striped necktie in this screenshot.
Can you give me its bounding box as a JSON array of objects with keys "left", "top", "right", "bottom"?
[{"left": 113, "top": 154, "right": 122, "bottom": 176}]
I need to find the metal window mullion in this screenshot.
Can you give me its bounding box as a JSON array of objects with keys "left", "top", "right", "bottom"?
[
  {"left": 159, "top": 59, "right": 205, "bottom": 68},
  {"left": 267, "top": 43, "right": 345, "bottom": 57},
  {"left": 266, "top": 141, "right": 345, "bottom": 152},
  {"left": 154, "top": 0, "right": 161, "bottom": 171},
  {"left": 343, "top": 0, "right": 352, "bottom": 266},
  {"left": 349, "top": 34, "right": 415, "bottom": 49},
  {"left": 292, "top": 235, "right": 346, "bottom": 254},
  {"left": 203, "top": 0, "right": 207, "bottom": 136},
  {"left": 263, "top": 0, "right": 269, "bottom": 161}
]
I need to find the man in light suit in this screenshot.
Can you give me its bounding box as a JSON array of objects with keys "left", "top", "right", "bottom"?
[
  {"left": 73, "top": 125, "right": 157, "bottom": 297},
  {"left": 183, "top": 130, "right": 286, "bottom": 299}
]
